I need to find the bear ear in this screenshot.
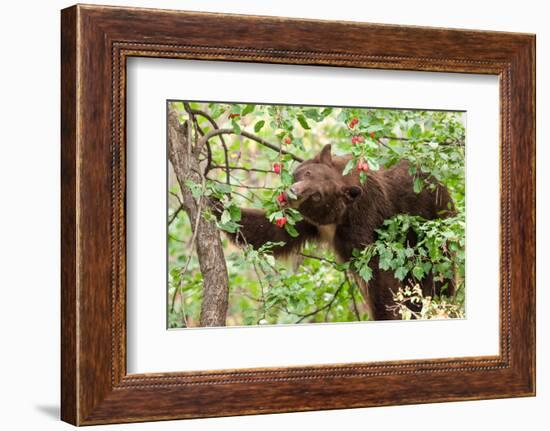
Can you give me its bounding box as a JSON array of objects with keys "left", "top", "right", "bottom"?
[
  {"left": 342, "top": 185, "right": 362, "bottom": 202},
  {"left": 318, "top": 144, "right": 332, "bottom": 165}
]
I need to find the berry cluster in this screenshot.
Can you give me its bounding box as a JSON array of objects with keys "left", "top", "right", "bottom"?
[
  {"left": 351, "top": 135, "right": 365, "bottom": 144},
  {"left": 357, "top": 160, "right": 370, "bottom": 172},
  {"left": 277, "top": 192, "right": 287, "bottom": 204},
  {"left": 349, "top": 117, "right": 359, "bottom": 129}
]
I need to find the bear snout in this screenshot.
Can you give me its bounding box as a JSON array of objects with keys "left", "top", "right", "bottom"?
[{"left": 289, "top": 181, "right": 308, "bottom": 198}]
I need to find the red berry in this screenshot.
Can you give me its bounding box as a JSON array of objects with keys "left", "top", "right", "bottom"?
[
  {"left": 370, "top": 131, "right": 375, "bottom": 139},
  {"left": 273, "top": 163, "right": 281, "bottom": 174},
  {"left": 277, "top": 192, "right": 287, "bottom": 203},
  {"left": 356, "top": 136, "right": 364, "bottom": 143},
  {"left": 357, "top": 161, "right": 369, "bottom": 172},
  {"left": 284, "top": 136, "right": 292, "bottom": 145},
  {"left": 276, "top": 217, "right": 287, "bottom": 228}
]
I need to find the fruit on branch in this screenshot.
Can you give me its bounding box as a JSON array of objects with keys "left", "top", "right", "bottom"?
[
  {"left": 275, "top": 217, "right": 287, "bottom": 228},
  {"left": 357, "top": 160, "right": 369, "bottom": 172}
]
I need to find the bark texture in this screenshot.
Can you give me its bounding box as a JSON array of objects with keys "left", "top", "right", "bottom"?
[{"left": 167, "top": 109, "right": 229, "bottom": 327}]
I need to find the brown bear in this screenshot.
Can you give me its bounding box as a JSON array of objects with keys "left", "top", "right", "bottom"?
[{"left": 220, "top": 144, "right": 455, "bottom": 320}]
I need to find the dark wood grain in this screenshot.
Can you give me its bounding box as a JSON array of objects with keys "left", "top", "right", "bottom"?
[
  {"left": 60, "top": 5, "right": 78, "bottom": 425},
  {"left": 60, "top": 4, "right": 536, "bottom": 425}
]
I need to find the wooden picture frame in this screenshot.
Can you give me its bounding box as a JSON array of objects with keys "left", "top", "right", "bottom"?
[{"left": 61, "top": 4, "right": 536, "bottom": 425}]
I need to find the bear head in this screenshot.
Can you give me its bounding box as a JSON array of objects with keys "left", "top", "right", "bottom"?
[{"left": 284, "top": 144, "right": 362, "bottom": 226}]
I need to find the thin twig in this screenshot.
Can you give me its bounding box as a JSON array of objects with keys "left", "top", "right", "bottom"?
[
  {"left": 168, "top": 203, "right": 184, "bottom": 225},
  {"left": 210, "top": 164, "right": 274, "bottom": 174},
  {"left": 295, "top": 281, "right": 346, "bottom": 324},
  {"left": 168, "top": 191, "right": 186, "bottom": 226},
  {"left": 375, "top": 137, "right": 394, "bottom": 152},
  {"left": 168, "top": 234, "right": 186, "bottom": 243},
  {"left": 345, "top": 272, "right": 362, "bottom": 321},
  {"left": 252, "top": 262, "right": 268, "bottom": 323},
  {"left": 299, "top": 252, "right": 338, "bottom": 266},
  {"left": 350, "top": 290, "right": 362, "bottom": 321},
  {"left": 197, "top": 128, "right": 303, "bottom": 162},
  {"left": 169, "top": 180, "right": 206, "bottom": 313},
  {"left": 189, "top": 107, "right": 231, "bottom": 182},
  {"left": 379, "top": 135, "right": 464, "bottom": 146},
  {"left": 209, "top": 177, "right": 277, "bottom": 191}
]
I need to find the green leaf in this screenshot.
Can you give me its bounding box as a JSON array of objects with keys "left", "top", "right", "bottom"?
[
  {"left": 297, "top": 115, "right": 310, "bottom": 130},
  {"left": 268, "top": 211, "right": 283, "bottom": 222},
  {"left": 232, "top": 120, "right": 241, "bottom": 135},
  {"left": 286, "top": 208, "right": 303, "bottom": 221},
  {"left": 241, "top": 104, "right": 255, "bottom": 116},
  {"left": 394, "top": 266, "right": 408, "bottom": 281},
  {"left": 229, "top": 205, "right": 241, "bottom": 222},
  {"left": 285, "top": 223, "right": 299, "bottom": 237},
  {"left": 254, "top": 120, "right": 265, "bottom": 133},
  {"left": 379, "top": 257, "right": 391, "bottom": 271},
  {"left": 221, "top": 210, "right": 231, "bottom": 225},
  {"left": 218, "top": 220, "right": 240, "bottom": 233},
  {"left": 408, "top": 123, "right": 422, "bottom": 138},
  {"left": 184, "top": 179, "right": 202, "bottom": 200},
  {"left": 413, "top": 177, "right": 423, "bottom": 193},
  {"left": 209, "top": 182, "right": 231, "bottom": 195},
  {"left": 286, "top": 188, "right": 298, "bottom": 200},
  {"left": 366, "top": 158, "right": 380, "bottom": 171},
  {"left": 342, "top": 160, "right": 354, "bottom": 176},
  {"left": 412, "top": 265, "right": 425, "bottom": 280},
  {"left": 281, "top": 170, "right": 293, "bottom": 186},
  {"left": 358, "top": 265, "right": 373, "bottom": 282}
]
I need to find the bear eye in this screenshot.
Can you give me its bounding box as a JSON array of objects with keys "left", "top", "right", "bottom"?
[
  {"left": 311, "top": 192, "right": 321, "bottom": 202},
  {"left": 304, "top": 171, "right": 311, "bottom": 177}
]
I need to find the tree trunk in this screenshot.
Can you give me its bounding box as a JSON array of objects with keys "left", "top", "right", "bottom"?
[{"left": 167, "top": 109, "right": 229, "bottom": 327}]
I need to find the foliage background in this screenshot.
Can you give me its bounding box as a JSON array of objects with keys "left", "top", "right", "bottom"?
[{"left": 168, "top": 101, "right": 466, "bottom": 328}]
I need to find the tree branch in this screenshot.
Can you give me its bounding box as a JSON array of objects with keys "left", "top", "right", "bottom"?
[
  {"left": 210, "top": 164, "right": 274, "bottom": 174},
  {"left": 345, "top": 272, "right": 362, "bottom": 321},
  {"left": 197, "top": 128, "right": 303, "bottom": 162},
  {"left": 168, "top": 203, "right": 185, "bottom": 226},
  {"left": 295, "top": 281, "right": 346, "bottom": 324},
  {"left": 299, "top": 252, "right": 338, "bottom": 266},
  {"left": 168, "top": 108, "right": 229, "bottom": 327},
  {"left": 380, "top": 135, "right": 464, "bottom": 146}
]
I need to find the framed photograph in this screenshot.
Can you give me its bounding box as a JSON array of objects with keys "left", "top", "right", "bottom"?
[{"left": 61, "top": 4, "right": 535, "bottom": 425}]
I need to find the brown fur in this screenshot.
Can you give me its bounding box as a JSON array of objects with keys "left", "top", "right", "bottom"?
[{"left": 221, "top": 144, "right": 455, "bottom": 320}]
